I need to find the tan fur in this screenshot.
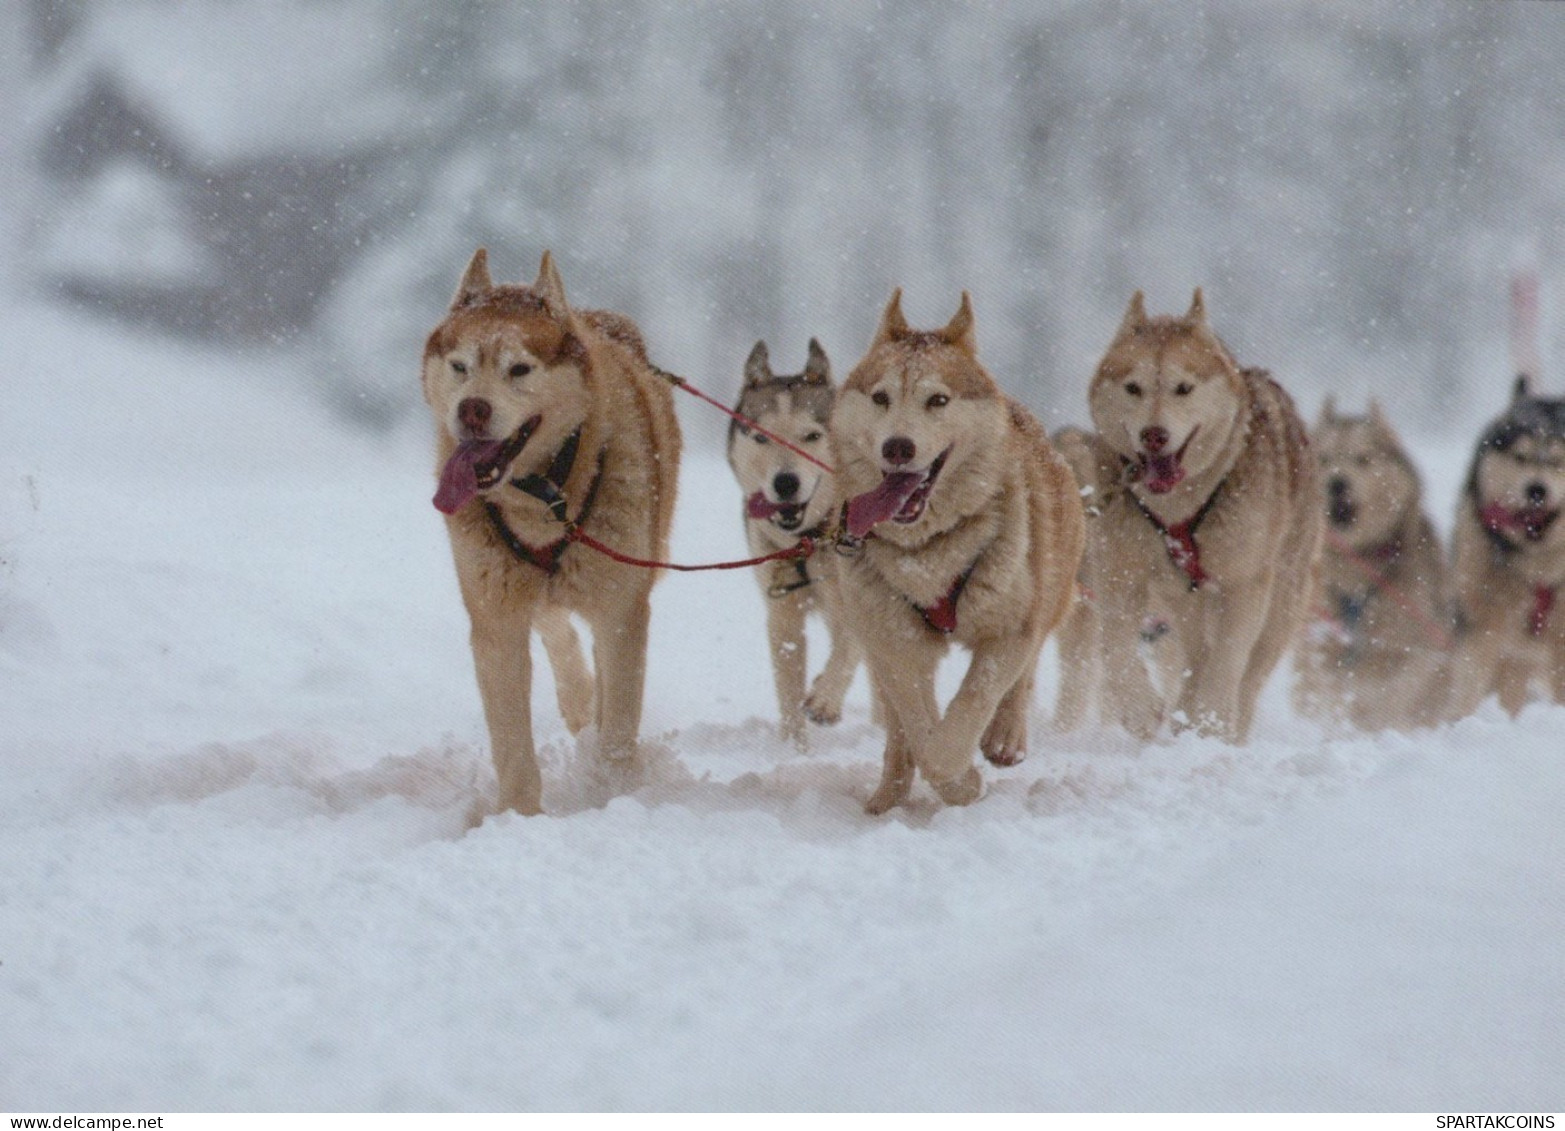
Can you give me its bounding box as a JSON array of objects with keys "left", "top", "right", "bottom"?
[
  {"left": 1080, "top": 290, "right": 1322, "bottom": 743},
  {"left": 1050, "top": 425, "right": 1117, "bottom": 730},
  {"left": 727, "top": 340, "right": 861, "bottom": 747},
  {"left": 831, "top": 290, "right": 1084, "bottom": 812},
  {"left": 1448, "top": 397, "right": 1565, "bottom": 716},
  {"left": 1293, "top": 402, "right": 1454, "bottom": 730},
  {"left": 422, "top": 249, "right": 681, "bottom": 816}
]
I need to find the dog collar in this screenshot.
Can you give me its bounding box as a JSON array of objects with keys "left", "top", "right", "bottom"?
[
  {"left": 765, "top": 522, "right": 829, "bottom": 599},
  {"left": 917, "top": 564, "right": 976, "bottom": 634},
  {"left": 1130, "top": 478, "right": 1227, "bottom": 591}
]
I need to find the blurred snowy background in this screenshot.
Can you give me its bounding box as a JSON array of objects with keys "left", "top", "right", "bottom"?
[{"left": 6, "top": 0, "right": 1565, "bottom": 437}]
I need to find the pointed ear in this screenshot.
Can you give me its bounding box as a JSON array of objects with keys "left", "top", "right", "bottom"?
[
  {"left": 1368, "top": 398, "right": 1392, "bottom": 432},
  {"left": 744, "top": 341, "right": 772, "bottom": 387},
  {"left": 941, "top": 292, "right": 977, "bottom": 355},
  {"left": 451, "top": 248, "right": 492, "bottom": 309},
  {"left": 533, "top": 250, "right": 570, "bottom": 320},
  {"left": 803, "top": 337, "right": 831, "bottom": 385},
  {"left": 1186, "top": 287, "right": 1210, "bottom": 330},
  {"left": 1317, "top": 394, "right": 1338, "bottom": 430},
  {"left": 872, "top": 288, "right": 911, "bottom": 347},
  {"left": 1115, "top": 291, "right": 1148, "bottom": 339},
  {"left": 1514, "top": 373, "right": 1533, "bottom": 401}
]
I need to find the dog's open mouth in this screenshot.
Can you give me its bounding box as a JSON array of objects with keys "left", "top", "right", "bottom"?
[
  {"left": 746, "top": 492, "right": 808, "bottom": 531},
  {"left": 1135, "top": 429, "right": 1197, "bottom": 495},
  {"left": 844, "top": 448, "right": 950, "bottom": 538},
  {"left": 433, "top": 414, "right": 541, "bottom": 515},
  {"left": 1481, "top": 500, "right": 1560, "bottom": 543}
]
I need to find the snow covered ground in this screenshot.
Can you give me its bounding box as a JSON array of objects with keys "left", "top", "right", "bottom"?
[{"left": 1, "top": 301, "right": 1561, "bottom": 1112}]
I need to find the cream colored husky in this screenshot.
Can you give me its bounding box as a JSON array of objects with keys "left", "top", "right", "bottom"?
[
  {"left": 727, "top": 339, "right": 860, "bottom": 747},
  {"left": 422, "top": 249, "right": 681, "bottom": 816},
  {"left": 1075, "top": 290, "right": 1321, "bottom": 743},
  {"left": 831, "top": 290, "right": 1083, "bottom": 813},
  {"left": 1293, "top": 399, "right": 1453, "bottom": 730}
]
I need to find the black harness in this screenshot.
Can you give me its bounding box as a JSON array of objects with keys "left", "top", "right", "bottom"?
[{"left": 483, "top": 426, "right": 605, "bottom": 575}]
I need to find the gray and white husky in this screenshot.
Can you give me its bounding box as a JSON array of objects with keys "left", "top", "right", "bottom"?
[{"left": 728, "top": 339, "right": 860, "bottom": 747}]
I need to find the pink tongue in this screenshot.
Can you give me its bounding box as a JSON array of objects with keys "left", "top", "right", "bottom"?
[
  {"left": 747, "top": 491, "right": 784, "bottom": 520},
  {"left": 1144, "top": 454, "right": 1185, "bottom": 493},
  {"left": 433, "top": 439, "right": 509, "bottom": 514},
  {"left": 845, "top": 471, "right": 925, "bottom": 538}
]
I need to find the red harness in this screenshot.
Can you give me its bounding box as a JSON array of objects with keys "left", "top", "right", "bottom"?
[
  {"left": 917, "top": 568, "right": 974, "bottom": 634},
  {"left": 1131, "top": 480, "right": 1227, "bottom": 591},
  {"left": 1531, "top": 585, "right": 1556, "bottom": 637}
]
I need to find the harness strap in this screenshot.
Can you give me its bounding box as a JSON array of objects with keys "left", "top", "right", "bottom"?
[
  {"left": 1131, "top": 479, "right": 1227, "bottom": 591},
  {"left": 484, "top": 433, "right": 605, "bottom": 576},
  {"left": 765, "top": 522, "right": 828, "bottom": 599},
  {"left": 917, "top": 565, "right": 975, "bottom": 634},
  {"left": 1531, "top": 585, "right": 1556, "bottom": 637}
]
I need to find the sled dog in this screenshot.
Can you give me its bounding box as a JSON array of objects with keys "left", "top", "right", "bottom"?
[
  {"left": 1448, "top": 375, "right": 1565, "bottom": 716},
  {"left": 422, "top": 249, "right": 681, "bottom": 815},
  {"left": 728, "top": 339, "right": 861, "bottom": 747},
  {"left": 1080, "top": 289, "right": 1321, "bottom": 743},
  {"left": 831, "top": 290, "right": 1083, "bottom": 813},
  {"left": 1293, "top": 399, "right": 1453, "bottom": 730},
  {"left": 1050, "top": 425, "right": 1119, "bottom": 731}
]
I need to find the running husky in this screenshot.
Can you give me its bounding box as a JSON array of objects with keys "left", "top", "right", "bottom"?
[
  {"left": 1293, "top": 399, "right": 1453, "bottom": 730},
  {"left": 1448, "top": 376, "right": 1565, "bottom": 716},
  {"left": 1078, "top": 289, "right": 1321, "bottom": 743},
  {"left": 422, "top": 249, "right": 681, "bottom": 816},
  {"left": 831, "top": 290, "right": 1083, "bottom": 813},
  {"left": 728, "top": 339, "right": 861, "bottom": 747}
]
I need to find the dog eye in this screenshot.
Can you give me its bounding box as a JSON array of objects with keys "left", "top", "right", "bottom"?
[
  {"left": 803, "top": 431, "right": 824, "bottom": 443},
  {"left": 872, "top": 390, "right": 891, "bottom": 407},
  {"left": 1174, "top": 382, "right": 1193, "bottom": 396},
  {"left": 508, "top": 363, "right": 532, "bottom": 379},
  {"left": 753, "top": 432, "right": 770, "bottom": 445},
  {"left": 926, "top": 393, "right": 950, "bottom": 410},
  {"left": 450, "top": 360, "right": 468, "bottom": 376},
  {"left": 1125, "top": 382, "right": 1142, "bottom": 397}
]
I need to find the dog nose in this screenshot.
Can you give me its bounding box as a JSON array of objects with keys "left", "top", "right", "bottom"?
[
  {"left": 1526, "top": 480, "right": 1549, "bottom": 505},
  {"left": 773, "top": 472, "right": 801, "bottom": 500},
  {"left": 1140, "top": 426, "right": 1170, "bottom": 454},
  {"left": 1328, "top": 476, "right": 1349, "bottom": 498},
  {"left": 882, "top": 436, "right": 917, "bottom": 466},
  {"left": 458, "top": 397, "right": 492, "bottom": 434}
]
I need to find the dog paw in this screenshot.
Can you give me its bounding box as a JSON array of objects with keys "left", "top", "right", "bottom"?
[
  {"left": 780, "top": 716, "right": 809, "bottom": 751},
  {"left": 929, "top": 765, "right": 984, "bottom": 807},
  {"left": 980, "top": 715, "right": 1028, "bottom": 767},
  {"left": 802, "top": 692, "right": 843, "bottom": 727},
  {"left": 864, "top": 773, "right": 913, "bottom": 816}
]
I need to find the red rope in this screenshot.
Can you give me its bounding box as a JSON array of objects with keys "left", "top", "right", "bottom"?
[
  {"left": 1322, "top": 528, "right": 1456, "bottom": 652},
  {"left": 657, "top": 369, "right": 837, "bottom": 475},
  {"left": 568, "top": 528, "right": 820, "bottom": 573}
]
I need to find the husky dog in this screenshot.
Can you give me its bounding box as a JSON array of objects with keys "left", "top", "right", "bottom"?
[
  {"left": 1293, "top": 399, "right": 1454, "bottom": 730},
  {"left": 422, "top": 249, "right": 681, "bottom": 816},
  {"left": 1448, "top": 376, "right": 1565, "bottom": 716},
  {"left": 1050, "top": 425, "right": 1115, "bottom": 731},
  {"left": 1080, "top": 289, "right": 1321, "bottom": 743},
  {"left": 831, "top": 290, "right": 1083, "bottom": 813},
  {"left": 727, "top": 339, "right": 861, "bottom": 747}
]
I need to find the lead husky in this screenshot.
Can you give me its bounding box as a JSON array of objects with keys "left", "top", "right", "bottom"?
[
  {"left": 1081, "top": 289, "right": 1321, "bottom": 743},
  {"left": 728, "top": 339, "right": 861, "bottom": 747},
  {"left": 831, "top": 290, "right": 1083, "bottom": 813},
  {"left": 422, "top": 249, "right": 681, "bottom": 816},
  {"left": 1448, "top": 376, "right": 1565, "bottom": 716},
  {"left": 1293, "top": 399, "right": 1453, "bottom": 730}
]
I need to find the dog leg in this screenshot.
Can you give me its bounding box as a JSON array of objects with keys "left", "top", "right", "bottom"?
[
  {"left": 1495, "top": 657, "right": 1532, "bottom": 717},
  {"left": 535, "top": 605, "right": 595, "bottom": 736},
  {"left": 1099, "top": 599, "right": 1163, "bottom": 740},
  {"left": 863, "top": 639, "right": 943, "bottom": 813},
  {"left": 766, "top": 590, "right": 810, "bottom": 748},
  {"left": 588, "top": 591, "right": 651, "bottom": 761},
  {"left": 981, "top": 643, "right": 1041, "bottom": 766},
  {"left": 864, "top": 675, "right": 916, "bottom": 815},
  {"left": 1052, "top": 596, "right": 1098, "bottom": 731},
  {"left": 1177, "top": 577, "right": 1271, "bottom": 742},
  {"left": 471, "top": 608, "right": 542, "bottom": 816},
  {"left": 805, "top": 614, "right": 861, "bottom": 728},
  {"left": 922, "top": 633, "right": 1039, "bottom": 803}
]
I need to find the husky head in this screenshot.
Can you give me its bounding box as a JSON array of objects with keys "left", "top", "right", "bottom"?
[
  {"left": 833, "top": 290, "right": 1009, "bottom": 543},
  {"left": 1314, "top": 397, "right": 1422, "bottom": 551},
  {"left": 422, "top": 249, "right": 595, "bottom": 515},
  {"left": 728, "top": 339, "right": 836, "bottom": 534},
  {"left": 1088, "top": 289, "right": 1248, "bottom": 495},
  {"left": 1466, "top": 375, "right": 1565, "bottom": 551}
]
